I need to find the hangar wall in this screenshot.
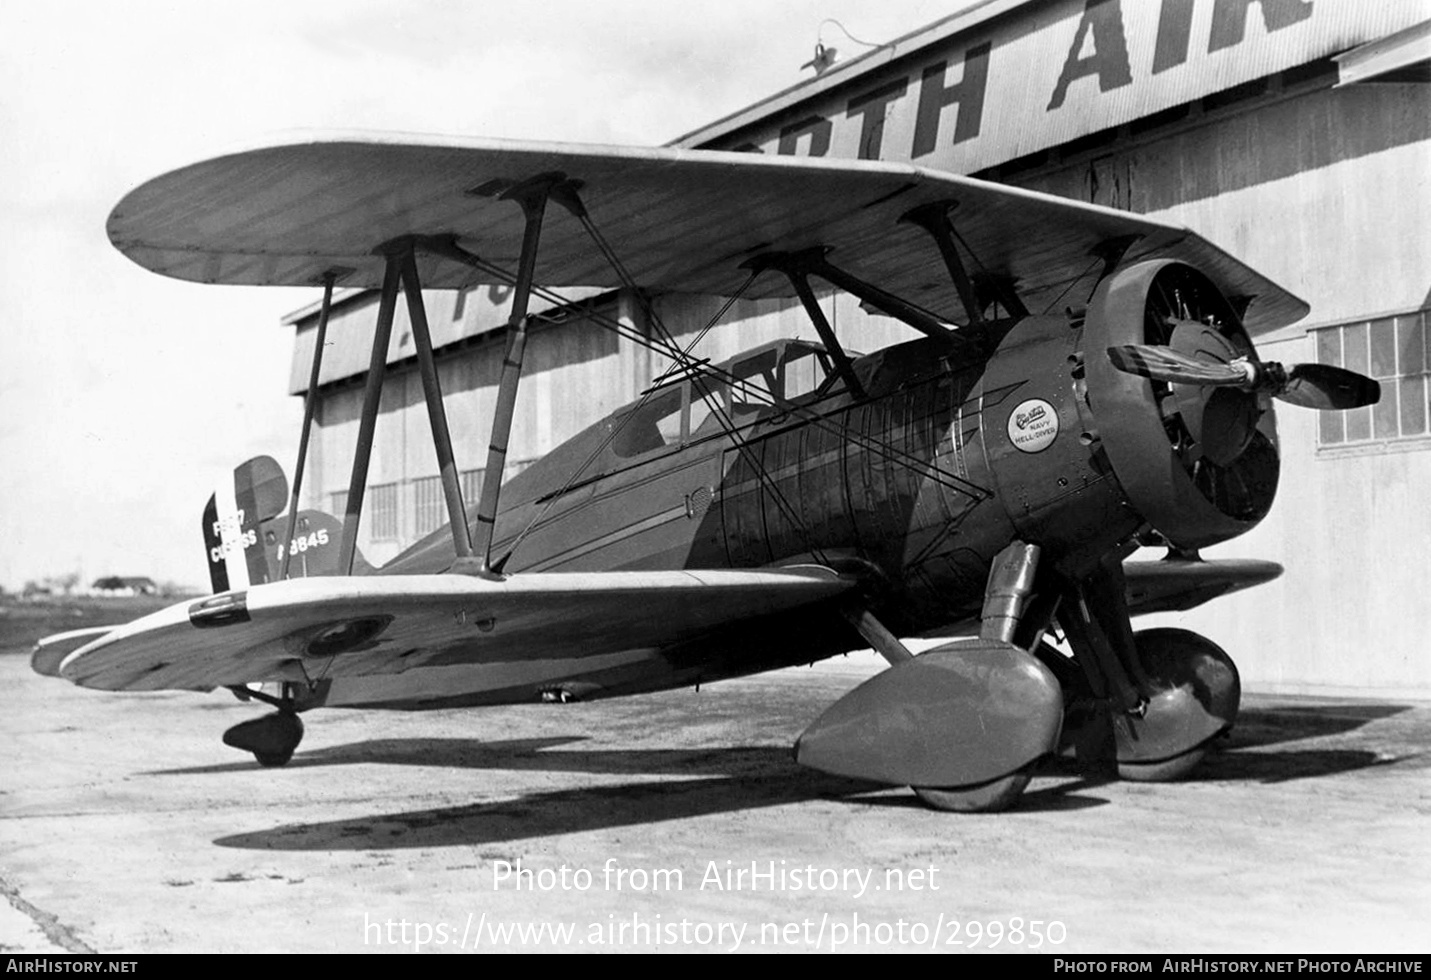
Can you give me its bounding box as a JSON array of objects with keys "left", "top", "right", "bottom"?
[
  {"left": 286, "top": 0, "right": 1430, "bottom": 694},
  {"left": 669, "top": 0, "right": 1431, "bottom": 696},
  {"left": 985, "top": 77, "right": 1431, "bottom": 696}
]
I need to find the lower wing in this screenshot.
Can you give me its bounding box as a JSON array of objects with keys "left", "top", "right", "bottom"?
[
  {"left": 56, "top": 567, "right": 855, "bottom": 692},
  {"left": 1124, "top": 556, "right": 1282, "bottom": 616}
]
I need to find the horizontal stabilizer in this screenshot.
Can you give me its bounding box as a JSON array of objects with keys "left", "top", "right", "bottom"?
[{"left": 32, "top": 626, "right": 119, "bottom": 677}]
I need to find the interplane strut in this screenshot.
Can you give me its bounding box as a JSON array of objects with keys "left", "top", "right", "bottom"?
[
  {"left": 336, "top": 255, "right": 402, "bottom": 576},
  {"left": 282, "top": 269, "right": 340, "bottom": 580},
  {"left": 320, "top": 165, "right": 1011, "bottom": 578},
  {"left": 399, "top": 243, "right": 474, "bottom": 563}
]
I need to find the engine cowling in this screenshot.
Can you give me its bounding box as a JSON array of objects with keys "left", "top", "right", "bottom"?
[{"left": 1083, "top": 260, "right": 1280, "bottom": 549}]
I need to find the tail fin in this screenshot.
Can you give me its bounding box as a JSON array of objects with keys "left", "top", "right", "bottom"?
[
  {"left": 202, "top": 456, "right": 370, "bottom": 592},
  {"left": 267, "top": 508, "right": 375, "bottom": 579}
]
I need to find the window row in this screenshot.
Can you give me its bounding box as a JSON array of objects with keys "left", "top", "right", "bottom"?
[
  {"left": 325, "top": 460, "right": 535, "bottom": 543},
  {"left": 1316, "top": 309, "right": 1430, "bottom": 450}
]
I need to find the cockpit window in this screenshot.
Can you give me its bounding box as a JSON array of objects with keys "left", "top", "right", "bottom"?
[
  {"left": 729, "top": 349, "right": 778, "bottom": 424},
  {"left": 610, "top": 385, "right": 684, "bottom": 458},
  {"left": 688, "top": 379, "right": 728, "bottom": 439},
  {"left": 609, "top": 340, "right": 842, "bottom": 459},
  {"left": 782, "top": 343, "right": 835, "bottom": 401}
]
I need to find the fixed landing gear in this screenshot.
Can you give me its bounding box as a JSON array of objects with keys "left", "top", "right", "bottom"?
[
  {"left": 1050, "top": 633, "right": 1241, "bottom": 782},
  {"left": 798, "top": 542, "right": 1248, "bottom": 811},
  {"left": 1055, "top": 560, "right": 1242, "bottom": 782},
  {"left": 795, "top": 638, "right": 1063, "bottom": 813},
  {"left": 799, "top": 543, "right": 1063, "bottom": 814},
  {"left": 1116, "top": 744, "right": 1207, "bottom": 783},
  {"left": 914, "top": 762, "right": 1038, "bottom": 814},
  {"left": 1110, "top": 628, "right": 1240, "bottom": 781}
]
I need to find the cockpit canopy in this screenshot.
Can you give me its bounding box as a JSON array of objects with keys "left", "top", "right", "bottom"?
[{"left": 610, "top": 339, "right": 845, "bottom": 458}]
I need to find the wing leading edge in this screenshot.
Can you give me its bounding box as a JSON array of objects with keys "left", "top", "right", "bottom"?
[{"left": 108, "top": 134, "right": 1307, "bottom": 335}]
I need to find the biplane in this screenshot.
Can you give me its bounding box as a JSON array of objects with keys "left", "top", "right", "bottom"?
[{"left": 33, "top": 135, "right": 1378, "bottom": 812}]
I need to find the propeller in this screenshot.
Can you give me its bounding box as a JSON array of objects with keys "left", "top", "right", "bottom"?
[
  {"left": 1108, "top": 312, "right": 1379, "bottom": 471},
  {"left": 1107, "top": 334, "right": 1380, "bottom": 411}
]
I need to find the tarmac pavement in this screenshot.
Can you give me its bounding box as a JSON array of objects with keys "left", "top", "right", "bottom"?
[{"left": 1, "top": 648, "right": 1427, "bottom": 954}]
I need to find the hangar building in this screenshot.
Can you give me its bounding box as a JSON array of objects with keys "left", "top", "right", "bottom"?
[{"left": 283, "top": 0, "right": 1431, "bottom": 696}]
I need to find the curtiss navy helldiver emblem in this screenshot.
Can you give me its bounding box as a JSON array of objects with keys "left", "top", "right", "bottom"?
[{"left": 1007, "top": 398, "right": 1058, "bottom": 453}]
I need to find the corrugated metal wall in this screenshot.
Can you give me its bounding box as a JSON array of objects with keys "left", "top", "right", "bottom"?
[{"left": 680, "top": 0, "right": 1426, "bottom": 173}]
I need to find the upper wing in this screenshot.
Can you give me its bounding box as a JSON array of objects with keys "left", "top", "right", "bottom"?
[
  {"left": 57, "top": 566, "right": 855, "bottom": 692},
  {"left": 108, "top": 133, "right": 1307, "bottom": 335}
]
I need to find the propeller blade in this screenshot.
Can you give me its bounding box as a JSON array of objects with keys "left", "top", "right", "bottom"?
[
  {"left": 1277, "top": 363, "right": 1381, "bottom": 410},
  {"left": 1106, "top": 345, "right": 1251, "bottom": 387}
]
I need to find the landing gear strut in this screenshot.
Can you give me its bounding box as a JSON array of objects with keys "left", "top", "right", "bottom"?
[
  {"left": 1056, "top": 559, "right": 1241, "bottom": 780},
  {"left": 909, "top": 541, "right": 1059, "bottom": 813},
  {"left": 1111, "top": 628, "right": 1240, "bottom": 781}
]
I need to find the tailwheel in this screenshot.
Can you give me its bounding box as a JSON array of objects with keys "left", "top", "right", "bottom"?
[
  {"left": 914, "top": 763, "right": 1036, "bottom": 813},
  {"left": 223, "top": 711, "right": 305, "bottom": 768},
  {"left": 1114, "top": 628, "right": 1240, "bottom": 782}
]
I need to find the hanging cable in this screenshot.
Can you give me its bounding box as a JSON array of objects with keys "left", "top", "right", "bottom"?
[
  {"left": 567, "top": 206, "right": 831, "bottom": 566},
  {"left": 494, "top": 270, "right": 764, "bottom": 568}
]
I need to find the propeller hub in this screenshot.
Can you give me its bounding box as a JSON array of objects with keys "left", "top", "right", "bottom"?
[{"left": 1166, "top": 321, "right": 1260, "bottom": 467}]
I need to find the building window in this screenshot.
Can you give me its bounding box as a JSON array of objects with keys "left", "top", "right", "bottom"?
[
  {"left": 1315, "top": 310, "right": 1429, "bottom": 452},
  {"left": 458, "top": 462, "right": 533, "bottom": 509},
  {"left": 461, "top": 468, "right": 484, "bottom": 509},
  {"left": 329, "top": 491, "right": 348, "bottom": 517},
  {"left": 369, "top": 483, "right": 399, "bottom": 540},
  {"left": 413, "top": 476, "right": 445, "bottom": 537}
]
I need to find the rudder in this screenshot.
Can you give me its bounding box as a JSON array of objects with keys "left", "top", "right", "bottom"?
[{"left": 202, "top": 457, "right": 369, "bottom": 592}]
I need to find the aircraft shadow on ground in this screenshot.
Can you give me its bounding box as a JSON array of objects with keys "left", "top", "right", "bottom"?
[
  {"left": 192, "top": 701, "right": 1414, "bottom": 851},
  {"left": 209, "top": 739, "right": 1108, "bottom": 851},
  {"left": 1231, "top": 702, "right": 1410, "bottom": 749},
  {"left": 1037, "top": 701, "right": 1418, "bottom": 784},
  {"left": 1206, "top": 702, "right": 1419, "bottom": 783},
  {"left": 164, "top": 700, "right": 1412, "bottom": 777}
]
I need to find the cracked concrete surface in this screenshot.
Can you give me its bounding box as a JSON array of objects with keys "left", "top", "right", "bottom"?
[{"left": 0, "top": 877, "right": 92, "bottom": 953}]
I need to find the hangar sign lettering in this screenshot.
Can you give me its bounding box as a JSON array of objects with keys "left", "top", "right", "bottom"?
[{"left": 689, "top": 0, "right": 1416, "bottom": 174}]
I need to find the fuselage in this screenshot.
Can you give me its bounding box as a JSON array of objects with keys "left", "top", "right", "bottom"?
[{"left": 333, "top": 313, "right": 1145, "bottom": 709}]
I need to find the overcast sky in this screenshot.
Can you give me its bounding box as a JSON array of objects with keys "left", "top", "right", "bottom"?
[{"left": 0, "top": 0, "right": 968, "bottom": 591}]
